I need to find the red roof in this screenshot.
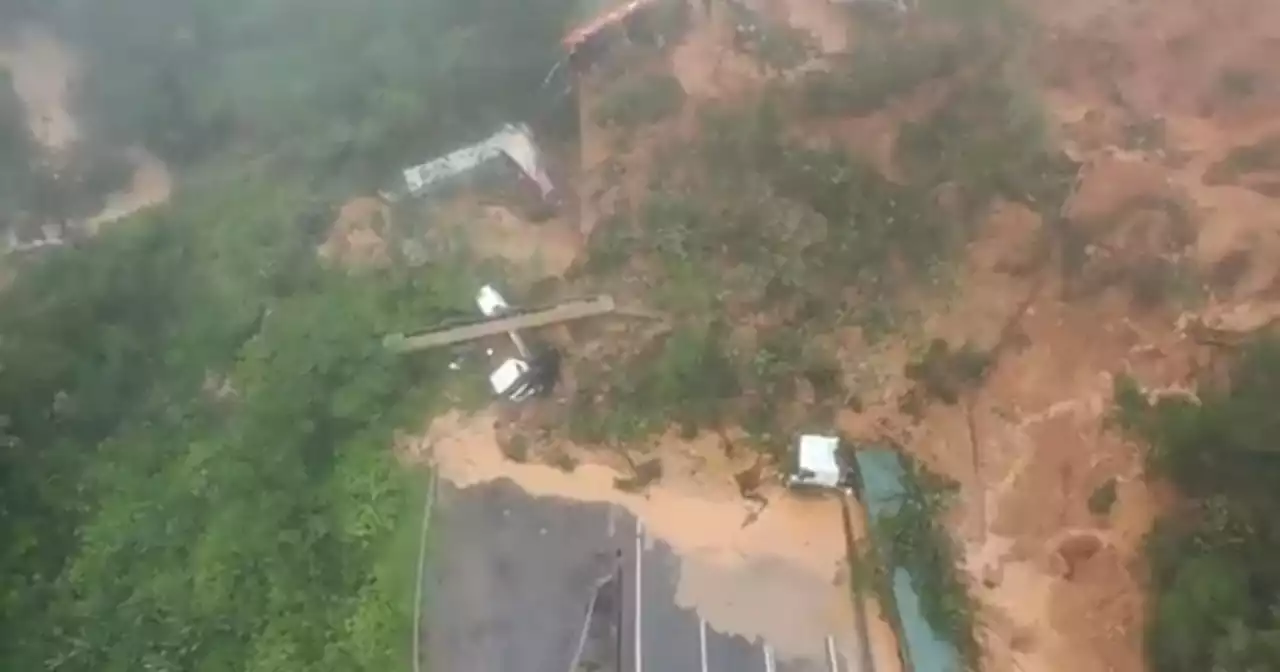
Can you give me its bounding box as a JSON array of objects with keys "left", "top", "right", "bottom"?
[{"left": 561, "top": 0, "right": 662, "bottom": 51}]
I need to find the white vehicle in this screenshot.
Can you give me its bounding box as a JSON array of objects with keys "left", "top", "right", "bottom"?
[
  {"left": 476, "top": 284, "right": 531, "bottom": 358},
  {"left": 476, "top": 284, "right": 511, "bottom": 317},
  {"left": 488, "top": 358, "right": 540, "bottom": 402},
  {"left": 788, "top": 434, "right": 854, "bottom": 492},
  {"left": 474, "top": 284, "right": 552, "bottom": 401}
]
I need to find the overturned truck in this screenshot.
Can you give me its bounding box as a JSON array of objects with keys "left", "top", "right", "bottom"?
[{"left": 393, "top": 122, "right": 561, "bottom": 218}]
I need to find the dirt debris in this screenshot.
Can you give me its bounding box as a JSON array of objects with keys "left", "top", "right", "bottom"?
[
  {"left": 421, "top": 1, "right": 1280, "bottom": 670},
  {"left": 83, "top": 148, "right": 173, "bottom": 232},
  {"left": 410, "top": 409, "right": 865, "bottom": 662},
  {"left": 429, "top": 200, "right": 585, "bottom": 279},
  {"left": 318, "top": 197, "right": 391, "bottom": 268}
]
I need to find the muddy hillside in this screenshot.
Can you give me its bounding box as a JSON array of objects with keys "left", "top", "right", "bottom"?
[{"left": 391, "top": 0, "right": 1280, "bottom": 670}]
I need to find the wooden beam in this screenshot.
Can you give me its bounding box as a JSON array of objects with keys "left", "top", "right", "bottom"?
[{"left": 385, "top": 295, "right": 619, "bottom": 353}]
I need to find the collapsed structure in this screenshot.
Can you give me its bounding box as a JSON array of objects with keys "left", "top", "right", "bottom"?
[
  {"left": 561, "top": 0, "right": 687, "bottom": 71},
  {"left": 562, "top": 0, "right": 663, "bottom": 63},
  {"left": 399, "top": 123, "right": 558, "bottom": 206}
]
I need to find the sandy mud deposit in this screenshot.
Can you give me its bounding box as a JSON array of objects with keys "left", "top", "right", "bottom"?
[{"left": 411, "top": 410, "right": 878, "bottom": 664}]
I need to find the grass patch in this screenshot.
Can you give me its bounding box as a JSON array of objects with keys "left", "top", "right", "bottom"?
[
  {"left": 1217, "top": 68, "right": 1260, "bottom": 99},
  {"left": 917, "top": 0, "right": 1021, "bottom": 26},
  {"left": 1128, "top": 256, "right": 1204, "bottom": 311},
  {"left": 800, "top": 34, "right": 967, "bottom": 117},
  {"left": 725, "top": 0, "right": 820, "bottom": 71},
  {"left": 568, "top": 324, "right": 741, "bottom": 444},
  {"left": 896, "top": 75, "right": 1078, "bottom": 222},
  {"left": 1088, "top": 477, "right": 1118, "bottom": 517},
  {"left": 1110, "top": 373, "right": 1149, "bottom": 432},
  {"left": 1204, "top": 136, "right": 1280, "bottom": 185},
  {"left": 905, "top": 339, "right": 993, "bottom": 404},
  {"left": 595, "top": 71, "right": 687, "bottom": 129},
  {"left": 574, "top": 5, "right": 1070, "bottom": 449}
]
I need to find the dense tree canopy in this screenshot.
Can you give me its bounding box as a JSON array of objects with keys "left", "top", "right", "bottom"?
[
  {"left": 0, "top": 178, "right": 495, "bottom": 669},
  {"left": 1, "top": 0, "right": 581, "bottom": 667},
  {"left": 1118, "top": 343, "right": 1280, "bottom": 671}
]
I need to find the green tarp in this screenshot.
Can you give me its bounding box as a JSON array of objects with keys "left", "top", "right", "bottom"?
[{"left": 854, "top": 449, "right": 962, "bottom": 672}]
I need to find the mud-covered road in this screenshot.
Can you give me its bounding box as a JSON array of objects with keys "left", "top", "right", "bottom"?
[{"left": 421, "top": 478, "right": 861, "bottom": 672}]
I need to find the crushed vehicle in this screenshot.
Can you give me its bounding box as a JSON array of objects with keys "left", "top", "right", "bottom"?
[{"left": 474, "top": 284, "right": 560, "bottom": 402}]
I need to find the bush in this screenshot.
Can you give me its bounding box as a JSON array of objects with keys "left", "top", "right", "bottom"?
[
  {"left": 0, "top": 179, "right": 472, "bottom": 671},
  {"left": 1121, "top": 339, "right": 1280, "bottom": 671},
  {"left": 595, "top": 72, "right": 686, "bottom": 128},
  {"left": 905, "top": 339, "right": 992, "bottom": 404}
]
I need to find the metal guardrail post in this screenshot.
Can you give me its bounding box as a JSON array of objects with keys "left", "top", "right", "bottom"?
[
  {"left": 412, "top": 469, "right": 439, "bottom": 672},
  {"left": 840, "top": 493, "right": 878, "bottom": 672}
]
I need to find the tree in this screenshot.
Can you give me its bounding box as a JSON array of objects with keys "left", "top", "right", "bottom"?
[{"left": 1122, "top": 340, "right": 1280, "bottom": 672}]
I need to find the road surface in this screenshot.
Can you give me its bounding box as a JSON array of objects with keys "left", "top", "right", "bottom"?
[{"left": 422, "top": 478, "right": 862, "bottom": 672}]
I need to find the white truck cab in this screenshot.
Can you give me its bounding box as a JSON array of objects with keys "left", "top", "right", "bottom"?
[
  {"left": 788, "top": 434, "right": 854, "bottom": 492},
  {"left": 476, "top": 285, "right": 511, "bottom": 317},
  {"left": 475, "top": 284, "right": 544, "bottom": 401},
  {"left": 489, "top": 358, "right": 538, "bottom": 402}
]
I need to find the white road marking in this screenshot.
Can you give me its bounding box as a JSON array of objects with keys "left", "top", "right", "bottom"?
[
  {"left": 607, "top": 505, "right": 617, "bottom": 537},
  {"left": 634, "top": 520, "right": 644, "bottom": 672},
  {"left": 699, "top": 618, "right": 709, "bottom": 672},
  {"left": 763, "top": 644, "right": 777, "bottom": 672},
  {"left": 566, "top": 587, "right": 600, "bottom": 672},
  {"left": 826, "top": 636, "right": 839, "bottom": 672},
  {"left": 410, "top": 470, "right": 438, "bottom": 672}
]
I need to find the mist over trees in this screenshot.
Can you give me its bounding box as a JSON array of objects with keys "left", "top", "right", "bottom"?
[
  {"left": 40, "top": 0, "right": 577, "bottom": 182},
  {"left": 0, "top": 67, "right": 40, "bottom": 236}
]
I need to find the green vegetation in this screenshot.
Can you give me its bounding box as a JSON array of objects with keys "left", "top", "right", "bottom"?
[
  {"left": 896, "top": 75, "right": 1077, "bottom": 222},
  {"left": 574, "top": 95, "right": 949, "bottom": 441},
  {"left": 905, "top": 339, "right": 993, "bottom": 405},
  {"left": 726, "top": 0, "right": 819, "bottom": 71},
  {"left": 2, "top": 0, "right": 592, "bottom": 668},
  {"left": 874, "top": 458, "right": 979, "bottom": 668},
  {"left": 1116, "top": 341, "right": 1280, "bottom": 671},
  {"left": 1217, "top": 68, "right": 1260, "bottom": 99},
  {"left": 595, "top": 71, "right": 687, "bottom": 128},
  {"left": 569, "top": 324, "right": 742, "bottom": 444},
  {"left": 0, "top": 178, "right": 485, "bottom": 670},
  {"left": 1088, "top": 478, "right": 1118, "bottom": 517},
  {"left": 1204, "top": 136, "right": 1280, "bottom": 186},
  {"left": 1059, "top": 195, "right": 1202, "bottom": 307},
  {"left": 800, "top": 33, "right": 966, "bottom": 117},
  {"left": 576, "top": 6, "right": 1077, "bottom": 445}
]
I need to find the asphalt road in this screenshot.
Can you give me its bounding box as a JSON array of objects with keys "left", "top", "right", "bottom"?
[{"left": 422, "top": 478, "right": 860, "bottom": 672}]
